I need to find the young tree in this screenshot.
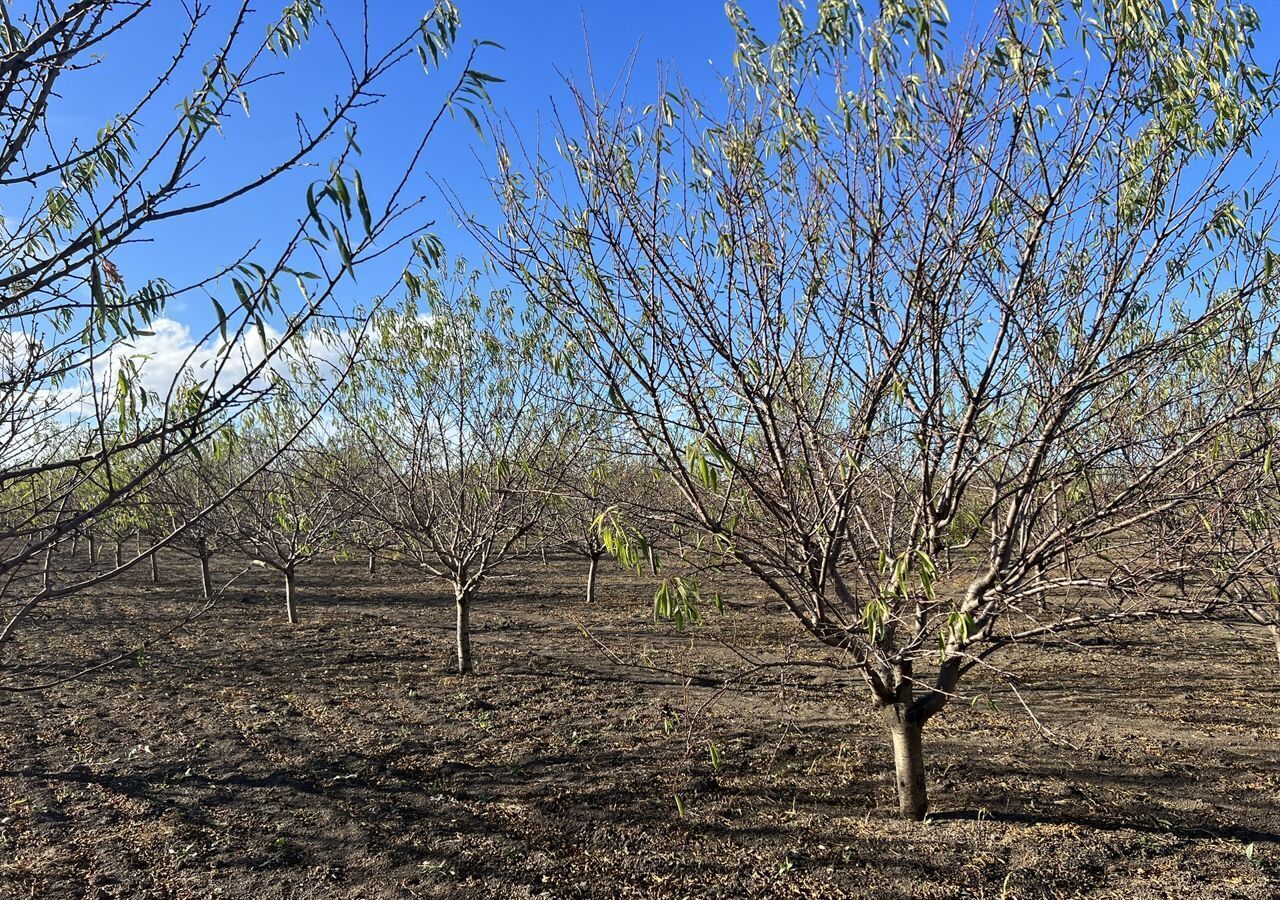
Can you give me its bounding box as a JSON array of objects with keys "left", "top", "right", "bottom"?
[
  {"left": 219, "top": 397, "right": 356, "bottom": 625},
  {"left": 94, "top": 500, "right": 142, "bottom": 570},
  {"left": 335, "top": 260, "right": 587, "bottom": 674},
  {"left": 0, "top": 1, "right": 498, "bottom": 673},
  {"left": 567, "top": 457, "right": 615, "bottom": 606},
  {"left": 141, "top": 438, "right": 238, "bottom": 601},
  {"left": 475, "top": 0, "right": 1280, "bottom": 818},
  {"left": 348, "top": 506, "right": 397, "bottom": 578},
  {"left": 324, "top": 439, "right": 397, "bottom": 577},
  {"left": 542, "top": 431, "right": 634, "bottom": 605}
]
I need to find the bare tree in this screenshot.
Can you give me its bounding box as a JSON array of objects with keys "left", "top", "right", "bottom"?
[
  {"left": 334, "top": 259, "right": 588, "bottom": 674},
  {"left": 541, "top": 430, "right": 644, "bottom": 605},
  {"left": 472, "top": 0, "right": 1280, "bottom": 818},
  {"left": 141, "top": 445, "right": 230, "bottom": 600},
  {"left": 217, "top": 394, "right": 358, "bottom": 625}
]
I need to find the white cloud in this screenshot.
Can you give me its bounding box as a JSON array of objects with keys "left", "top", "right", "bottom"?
[
  {"left": 107, "top": 316, "right": 351, "bottom": 400},
  {"left": 0, "top": 312, "right": 369, "bottom": 471}
]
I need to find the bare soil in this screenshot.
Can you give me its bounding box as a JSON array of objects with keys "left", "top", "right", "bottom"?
[{"left": 1, "top": 553, "right": 1278, "bottom": 899}]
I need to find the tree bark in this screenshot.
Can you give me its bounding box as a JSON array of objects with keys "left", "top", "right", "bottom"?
[
  {"left": 284, "top": 568, "right": 298, "bottom": 625},
  {"left": 1271, "top": 625, "right": 1280, "bottom": 669},
  {"left": 887, "top": 710, "right": 929, "bottom": 821},
  {"left": 368, "top": 549, "right": 376, "bottom": 576},
  {"left": 586, "top": 552, "right": 602, "bottom": 604},
  {"left": 455, "top": 588, "right": 472, "bottom": 674},
  {"left": 199, "top": 546, "right": 213, "bottom": 600},
  {"left": 88, "top": 534, "right": 97, "bottom": 564},
  {"left": 150, "top": 549, "right": 159, "bottom": 583},
  {"left": 113, "top": 540, "right": 123, "bottom": 568}
]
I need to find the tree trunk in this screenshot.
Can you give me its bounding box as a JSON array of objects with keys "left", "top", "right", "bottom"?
[
  {"left": 367, "top": 549, "right": 376, "bottom": 576},
  {"left": 887, "top": 709, "right": 929, "bottom": 821},
  {"left": 88, "top": 534, "right": 97, "bottom": 564},
  {"left": 199, "top": 546, "right": 213, "bottom": 600},
  {"left": 1271, "top": 625, "right": 1280, "bottom": 669},
  {"left": 586, "top": 552, "right": 602, "bottom": 604},
  {"left": 455, "top": 589, "right": 472, "bottom": 674},
  {"left": 42, "top": 545, "right": 53, "bottom": 593},
  {"left": 284, "top": 568, "right": 298, "bottom": 625},
  {"left": 150, "top": 549, "right": 159, "bottom": 583},
  {"left": 113, "top": 540, "right": 123, "bottom": 568}
]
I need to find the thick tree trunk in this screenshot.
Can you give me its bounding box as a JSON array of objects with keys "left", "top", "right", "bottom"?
[
  {"left": 199, "top": 547, "right": 213, "bottom": 600},
  {"left": 586, "top": 552, "right": 602, "bottom": 604},
  {"left": 887, "top": 711, "right": 928, "bottom": 821},
  {"left": 284, "top": 568, "right": 298, "bottom": 625},
  {"left": 455, "top": 589, "right": 472, "bottom": 674}
]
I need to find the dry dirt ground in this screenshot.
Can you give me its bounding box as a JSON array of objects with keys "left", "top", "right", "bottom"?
[{"left": 1, "top": 553, "right": 1278, "bottom": 899}]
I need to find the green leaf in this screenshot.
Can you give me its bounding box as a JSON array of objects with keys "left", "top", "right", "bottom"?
[
  {"left": 462, "top": 105, "right": 483, "bottom": 139},
  {"left": 332, "top": 172, "right": 352, "bottom": 219},
  {"left": 334, "top": 231, "right": 354, "bottom": 271},
  {"left": 306, "top": 183, "right": 321, "bottom": 224},
  {"left": 353, "top": 170, "right": 373, "bottom": 235},
  {"left": 212, "top": 298, "right": 229, "bottom": 342}
]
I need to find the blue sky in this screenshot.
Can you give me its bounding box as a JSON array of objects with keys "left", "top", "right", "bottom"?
[
  {"left": 55, "top": 1, "right": 800, "bottom": 330},
  {"left": 41, "top": 0, "right": 1275, "bottom": 356}
]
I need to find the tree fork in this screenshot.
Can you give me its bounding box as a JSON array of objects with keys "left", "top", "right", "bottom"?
[{"left": 878, "top": 659, "right": 954, "bottom": 821}]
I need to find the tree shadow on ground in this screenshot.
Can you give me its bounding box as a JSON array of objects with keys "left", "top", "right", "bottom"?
[{"left": 931, "top": 806, "right": 1280, "bottom": 844}]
